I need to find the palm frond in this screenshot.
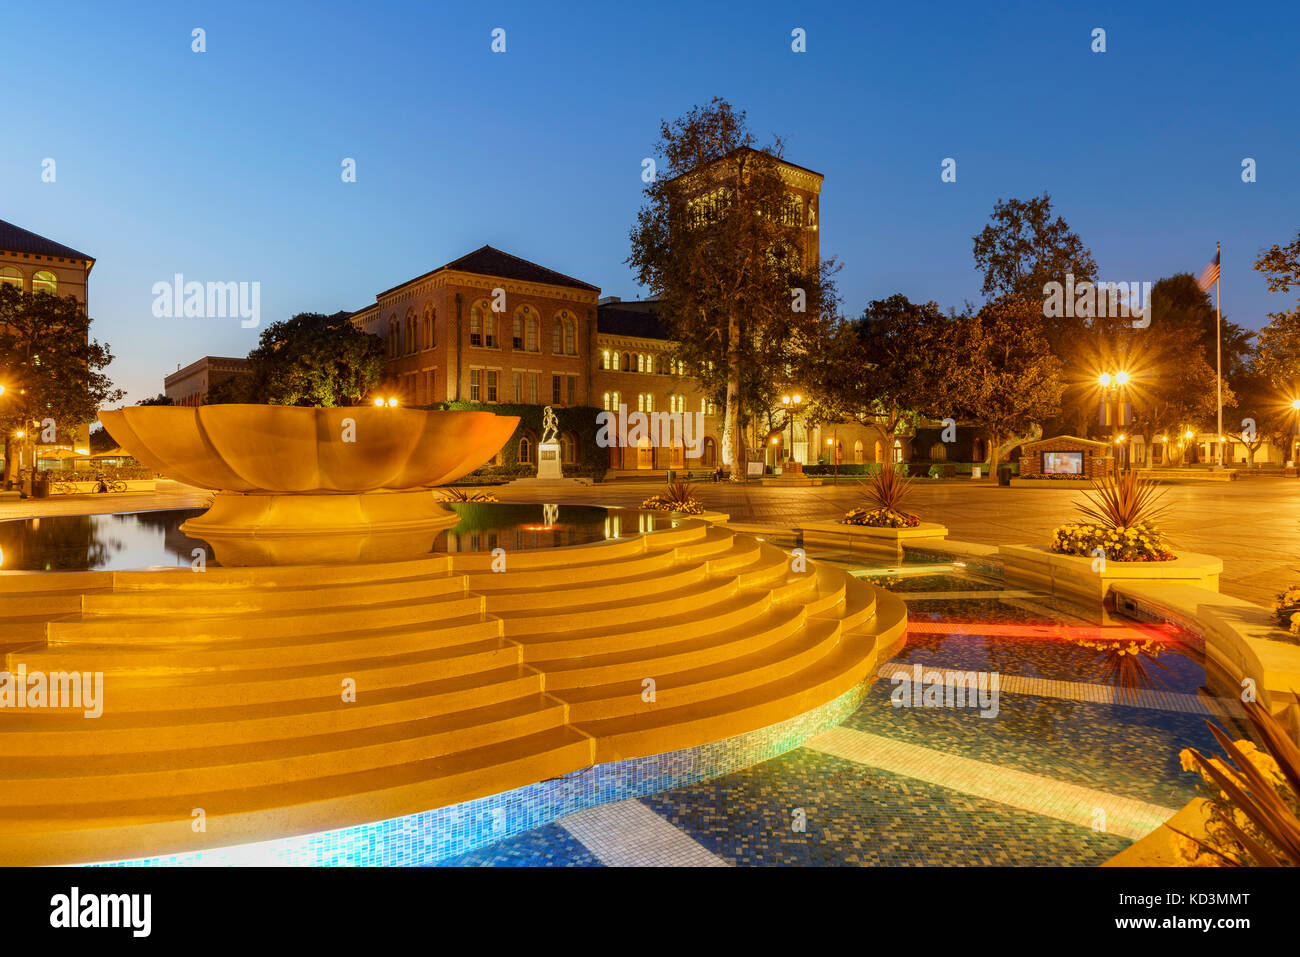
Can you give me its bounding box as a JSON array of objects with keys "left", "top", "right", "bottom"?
[{"left": 1075, "top": 471, "right": 1169, "bottom": 528}]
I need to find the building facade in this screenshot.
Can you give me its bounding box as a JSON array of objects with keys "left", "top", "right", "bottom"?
[
  {"left": 350, "top": 246, "right": 599, "bottom": 410},
  {"left": 164, "top": 356, "right": 251, "bottom": 407}
]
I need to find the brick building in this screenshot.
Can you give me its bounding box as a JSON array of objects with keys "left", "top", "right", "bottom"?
[{"left": 164, "top": 356, "right": 251, "bottom": 407}]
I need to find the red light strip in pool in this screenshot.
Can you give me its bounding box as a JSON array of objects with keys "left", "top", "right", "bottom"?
[{"left": 905, "top": 621, "right": 1183, "bottom": 643}]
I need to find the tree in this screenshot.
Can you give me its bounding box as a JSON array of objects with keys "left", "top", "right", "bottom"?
[
  {"left": 805, "top": 295, "right": 953, "bottom": 452},
  {"left": 1254, "top": 228, "right": 1300, "bottom": 298},
  {"left": 1226, "top": 371, "right": 1292, "bottom": 468},
  {"left": 948, "top": 297, "right": 1066, "bottom": 474},
  {"left": 1253, "top": 230, "right": 1300, "bottom": 398},
  {"left": 211, "top": 311, "right": 385, "bottom": 406},
  {"left": 972, "top": 194, "right": 1097, "bottom": 302},
  {"left": 627, "top": 98, "right": 837, "bottom": 479},
  {"left": 1148, "top": 273, "right": 1252, "bottom": 383},
  {"left": 135, "top": 393, "right": 174, "bottom": 406},
  {"left": 1255, "top": 310, "right": 1300, "bottom": 397},
  {"left": 1122, "top": 323, "right": 1227, "bottom": 467},
  {"left": 0, "top": 285, "right": 122, "bottom": 482}
]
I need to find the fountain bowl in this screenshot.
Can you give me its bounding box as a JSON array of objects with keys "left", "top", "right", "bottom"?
[{"left": 99, "top": 405, "right": 521, "bottom": 565}]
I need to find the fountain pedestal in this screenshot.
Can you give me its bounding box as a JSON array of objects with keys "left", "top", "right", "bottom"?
[{"left": 182, "top": 489, "right": 462, "bottom": 566}]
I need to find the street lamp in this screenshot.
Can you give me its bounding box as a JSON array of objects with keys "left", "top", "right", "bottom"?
[
  {"left": 780, "top": 394, "right": 803, "bottom": 471},
  {"left": 1291, "top": 399, "right": 1300, "bottom": 468},
  {"left": 1099, "top": 371, "right": 1132, "bottom": 473}
]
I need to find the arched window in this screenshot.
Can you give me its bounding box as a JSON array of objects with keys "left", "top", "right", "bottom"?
[
  {"left": 552, "top": 317, "right": 562, "bottom": 354},
  {"left": 484, "top": 310, "right": 497, "bottom": 348},
  {"left": 512, "top": 313, "right": 524, "bottom": 349},
  {"left": 893, "top": 439, "right": 903, "bottom": 464},
  {"left": 703, "top": 437, "right": 716, "bottom": 467},
  {"left": 611, "top": 351, "right": 620, "bottom": 371},
  {"left": 564, "top": 316, "right": 576, "bottom": 355},
  {"left": 0, "top": 266, "right": 21, "bottom": 289},
  {"left": 470, "top": 303, "right": 485, "bottom": 347},
  {"left": 611, "top": 391, "right": 620, "bottom": 410},
  {"left": 637, "top": 354, "right": 645, "bottom": 373},
  {"left": 603, "top": 392, "right": 611, "bottom": 411},
  {"left": 560, "top": 431, "right": 577, "bottom": 465},
  {"left": 519, "top": 434, "right": 535, "bottom": 465},
  {"left": 601, "top": 349, "right": 610, "bottom": 369},
  {"left": 406, "top": 310, "right": 417, "bottom": 353},
  {"left": 854, "top": 441, "right": 864, "bottom": 465},
  {"left": 32, "top": 270, "right": 56, "bottom": 295},
  {"left": 873, "top": 440, "right": 883, "bottom": 462},
  {"left": 424, "top": 308, "right": 434, "bottom": 349},
  {"left": 388, "top": 317, "right": 398, "bottom": 358}
]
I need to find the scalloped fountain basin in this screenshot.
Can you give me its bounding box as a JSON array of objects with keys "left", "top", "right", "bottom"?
[{"left": 98, "top": 405, "right": 521, "bottom": 565}]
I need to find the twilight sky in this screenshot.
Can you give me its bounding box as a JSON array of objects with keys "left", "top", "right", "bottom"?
[{"left": 2, "top": 0, "right": 1296, "bottom": 403}]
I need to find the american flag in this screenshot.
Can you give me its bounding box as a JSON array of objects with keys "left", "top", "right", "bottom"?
[{"left": 1197, "top": 250, "right": 1220, "bottom": 291}]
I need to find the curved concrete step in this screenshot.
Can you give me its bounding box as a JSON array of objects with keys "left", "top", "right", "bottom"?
[
  {"left": 0, "top": 694, "right": 571, "bottom": 805},
  {"left": 0, "top": 666, "right": 548, "bottom": 754}
]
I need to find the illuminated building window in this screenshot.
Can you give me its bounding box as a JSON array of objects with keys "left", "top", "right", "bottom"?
[
  {"left": 32, "top": 270, "right": 56, "bottom": 295},
  {"left": 469, "top": 368, "right": 481, "bottom": 402},
  {"left": 0, "top": 266, "right": 21, "bottom": 289}
]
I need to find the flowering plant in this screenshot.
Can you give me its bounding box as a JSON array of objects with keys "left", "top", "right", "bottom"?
[
  {"left": 641, "top": 480, "right": 705, "bottom": 515},
  {"left": 1172, "top": 699, "right": 1300, "bottom": 867},
  {"left": 1050, "top": 520, "right": 1175, "bottom": 562},
  {"left": 842, "top": 506, "right": 920, "bottom": 528},
  {"left": 1272, "top": 586, "right": 1300, "bottom": 635}
]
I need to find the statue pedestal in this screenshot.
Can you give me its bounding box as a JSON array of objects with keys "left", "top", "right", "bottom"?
[{"left": 537, "top": 443, "right": 563, "bottom": 480}]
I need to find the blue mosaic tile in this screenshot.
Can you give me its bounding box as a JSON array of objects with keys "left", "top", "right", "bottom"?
[{"left": 639, "top": 748, "right": 1131, "bottom": 866}]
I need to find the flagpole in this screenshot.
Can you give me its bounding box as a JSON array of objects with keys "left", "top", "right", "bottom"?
[{"left": 1215, "top": 240, "right": 1223, "bottom": 468}]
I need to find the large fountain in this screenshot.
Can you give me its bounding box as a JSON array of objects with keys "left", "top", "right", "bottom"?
[
  {"left": 0, "top": 404, "right": 905, "bottom": 866},
  {"left": 99, "top": 404, "right": 519, "bottom": 564}
]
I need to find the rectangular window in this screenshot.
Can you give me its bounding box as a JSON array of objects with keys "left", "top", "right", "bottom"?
[
  {"left": 528, "top": 372, "right": 538, "bottom": 404},
  {"left": 470, "top": 368, "right": 481, "bottom": 402},
  {"left": 513, "top": 371, "right": 522, "bottom": 402},
  {"left": 552, "top": 375, "right": 562, "bottom": 405},
  {"left": 567, "top": 376, "right": 576, "bottom": 405},
  {"left": 486, "top": 370, "right": 498, "bottom": 403}
]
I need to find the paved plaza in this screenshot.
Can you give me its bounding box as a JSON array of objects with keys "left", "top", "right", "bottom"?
[
  {"left": 492, "top": 477, "right": 1295, "bottom": 608},
  {"left": 3, "top": 477, "right": 1294, "bottom": 608}
]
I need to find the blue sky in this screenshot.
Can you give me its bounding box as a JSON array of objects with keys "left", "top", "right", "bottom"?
[{"left": 2, "top": 0, "right": 1296, "bottom": 402}]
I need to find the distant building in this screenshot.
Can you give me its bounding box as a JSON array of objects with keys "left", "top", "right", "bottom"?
[{"left": 164, "top": 356, "right": 251, "bottom": 407}]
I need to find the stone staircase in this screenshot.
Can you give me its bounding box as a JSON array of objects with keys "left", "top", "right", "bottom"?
[{"left": 0, "top": 519, "right": 905, "bottom": 865}]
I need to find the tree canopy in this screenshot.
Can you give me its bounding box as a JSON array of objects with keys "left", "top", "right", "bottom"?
[
  {"left": 206, "top": 311, "right": 385, "bottom": 406},
  {"left": 627, "top": 97, "right": 837, "bottom": 476},
  {"left": 0, "top": 285, "right": 122, "bottom": 444}
]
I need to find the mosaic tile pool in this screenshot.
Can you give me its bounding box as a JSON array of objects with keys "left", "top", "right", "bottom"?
[
  {"left": 97, "top": 558, "right": 1228, "bottom": 867},
  {"left": 430, "top": 560, "right": 1229, "bottom": 867}
]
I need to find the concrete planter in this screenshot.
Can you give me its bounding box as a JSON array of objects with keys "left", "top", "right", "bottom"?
[
  {"left": 999, "top": 544, "right": 1222, "bottom": 609},
  {"left": 1008, "top": 478, "right": 1092, "bottom": 489},
  {"left": 801, "top": 520, "right": 948, "bottom": 561}
]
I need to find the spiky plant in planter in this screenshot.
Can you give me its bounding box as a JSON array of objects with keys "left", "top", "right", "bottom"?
[
  {"left": 1050, "top": 471, "right": 1175, "bottom": 562},
  {"left": 1171, "top": 698, "right": 1300, "bottom": 866},
  {"left": 842, "top": 466, "right": 920, "bottom": 528},
  {"left": 641, "top": 480, "right": 705, "bottom": 515},
  {"left": 438, "top": 487, "right": 500, "bottom": 503}
]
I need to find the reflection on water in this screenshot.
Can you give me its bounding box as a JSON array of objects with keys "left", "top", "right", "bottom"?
[{"left": 0, "top": 504, "right": 673, "bottom": 572}]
